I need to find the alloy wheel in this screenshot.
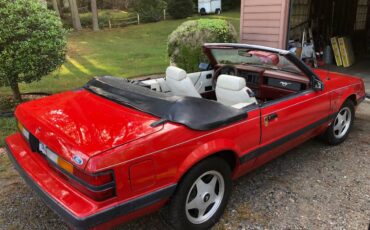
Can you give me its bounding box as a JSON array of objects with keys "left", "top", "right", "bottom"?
[
  {"left": 333, "top": 107, "right": 352, "bottom": 139},
  {"left": 185, "top": 170, "right": 225, "bottom": 224}
]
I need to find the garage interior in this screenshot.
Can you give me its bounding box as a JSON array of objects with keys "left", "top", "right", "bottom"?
[{"left": 287, "top": 0, "right": 370, "bottom": 88}]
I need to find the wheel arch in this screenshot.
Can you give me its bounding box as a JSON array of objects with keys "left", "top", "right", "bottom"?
[
  {"left": 346, "top": 94, "right": 357, "bottom": 106},
  {"left": 176, "top": 140, "right": 240, "bottom": 183}
]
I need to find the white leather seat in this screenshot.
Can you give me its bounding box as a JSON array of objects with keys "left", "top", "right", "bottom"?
[
  {"left": 165, "top": 66, "right": 201, "bottom": 98},
  {"left": 216, "top": 74, "right": 257, "bottom": 107}
]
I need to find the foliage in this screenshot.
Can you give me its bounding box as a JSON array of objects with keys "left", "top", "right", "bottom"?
[
  {"left": 133, "top": 0, "right": 166, "bottom": 22},
  {"left": 167, "top": 19, "right": 237, "bottom": 72},
  {"left": 167, "top": 0, "right": 194, "bottom": 19},
  {"left": 0, "top": 0, "right": 67, "bottom": 100},
  {"left": 222, "top": 0, "right": 241, "bottom": 11},
  {"left": 0, "top": 117, "right": 16, "bottom": 147},
  {"left": 0, "top": 10, "right": 240, "bottom": 95}
]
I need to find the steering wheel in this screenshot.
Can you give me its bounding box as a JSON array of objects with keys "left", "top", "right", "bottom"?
[{"left": 212, "top": 65, "right": 239, "bottom": 88}]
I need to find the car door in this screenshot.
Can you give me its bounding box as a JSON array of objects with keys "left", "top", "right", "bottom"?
[{"left": 254, "top": 88, "right": 331, "bottom": 166}]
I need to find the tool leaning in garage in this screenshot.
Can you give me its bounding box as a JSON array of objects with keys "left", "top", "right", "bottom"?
[{"left": 301, "top": 28, "right": 318, "bottom": 68}]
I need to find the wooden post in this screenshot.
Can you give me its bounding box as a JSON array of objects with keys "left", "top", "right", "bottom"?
[
  {"left": 137, "top": 13, "right": 140, "bottom": 25},
  {"left": 164, "top": 9, "right": 166, "bottom": 20},
  {"left": 108, "top": 17, "right": 112, "bottom": 29}
]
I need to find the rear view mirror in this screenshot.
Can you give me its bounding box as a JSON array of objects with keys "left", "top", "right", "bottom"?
[
  {"left": 199, "top": 63, "right": 211, "bottom": 71},
  {"left": 238, "top": 50, "right": 252, "bottom": 57}
]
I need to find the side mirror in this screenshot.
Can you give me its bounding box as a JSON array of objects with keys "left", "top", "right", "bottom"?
[
  {"left": 199, "top": 63, "right": 211, "bottom": 71},
  {"left": 313, "top": 78, "right": 324, "bottom": 91}
]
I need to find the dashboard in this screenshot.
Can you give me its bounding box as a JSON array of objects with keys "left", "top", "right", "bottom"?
[{"left": 216, "top": 64, "right": 310, "bottom": 101}]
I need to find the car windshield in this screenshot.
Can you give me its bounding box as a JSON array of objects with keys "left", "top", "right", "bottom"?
[{"left": 211, "top": 48, "right": 303, "bottom": 74}]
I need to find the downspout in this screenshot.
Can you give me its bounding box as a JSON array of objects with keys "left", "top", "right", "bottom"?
[
  {"left": 285, "top": 0, "right": 293, "bottom": 49},
  {"left": 240, "top": 0, "right": 245, "bottom": 43},
  {"left": 279, "top": 0, "right": 291, "bottom": 49}
]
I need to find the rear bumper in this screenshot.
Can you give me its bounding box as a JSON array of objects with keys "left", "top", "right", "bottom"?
[{"left": 5, "top": 134, "right": 176, "bottom": 229}]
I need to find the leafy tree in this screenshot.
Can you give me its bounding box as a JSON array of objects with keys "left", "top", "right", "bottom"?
[
  {"left": 134, "top": 0, "right": 167, "bottom": 22},
  {"left": 0, "top": 0, "right": 67, "bottom": 102},
  {"left": 167, "top": 0, "right": 193, "bottom": 19},
  {"left": 222, "top": 0, "right": 241, "bottom": 11},
  {"left": 168, "top": 19, "right": 238, "bottom": 72}
]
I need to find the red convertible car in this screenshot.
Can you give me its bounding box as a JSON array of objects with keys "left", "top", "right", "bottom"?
[{"left": 5, "top": 43, "right": 366, "bottom": 229}]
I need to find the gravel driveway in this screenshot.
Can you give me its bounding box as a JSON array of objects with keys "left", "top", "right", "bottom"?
[{"left": 0, "top": 102, "right": 369, "bottom": 230}]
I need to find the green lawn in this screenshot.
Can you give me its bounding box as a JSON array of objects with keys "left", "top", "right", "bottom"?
[
  {"left": 0, "top": 10, "right": 240, "bottom": 95},
  {"left": 0, "top": 10, "right": 240, "bottom": 147}
]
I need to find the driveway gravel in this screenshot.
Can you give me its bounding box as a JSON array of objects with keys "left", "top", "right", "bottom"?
[{"left": 0, "top": 101, "right": 369, "bottom": 230}]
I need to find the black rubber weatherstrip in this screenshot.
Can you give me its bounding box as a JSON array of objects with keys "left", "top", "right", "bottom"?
[
  {"left": 5, "top": 143, "right": 176, "bottom": 229},
  {"left": 240, "top": 113, "right": 336, "bottom": 164}
]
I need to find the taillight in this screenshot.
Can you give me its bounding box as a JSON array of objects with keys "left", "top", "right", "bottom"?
[
  {"left": 73, "top": 168, "right": 114, "bottom": 186},
  {"left": 43, "top": 146, "right": 116, "bottom": 201},
  {"left": 16, "top": 120, "right": 116, "bottom": 201}
]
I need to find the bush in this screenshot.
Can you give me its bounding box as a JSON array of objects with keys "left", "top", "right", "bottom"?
[
  {"left": 222, "top": 0, "right": 241, "bottom": 11},
  {"left": 167, "top": 0, "right": 193, "bottom": 19},
  {"left": 0, "top": 0, "right": 67, "bottom": 101},
  {"left": 167, "top": 19, "right": 238, "bottom": 72},
  {"left": 133, "top": 0, "right": 166, "bottom": 22}
]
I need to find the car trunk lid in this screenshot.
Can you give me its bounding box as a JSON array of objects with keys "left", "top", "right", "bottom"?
[{"left": 15, "top": 89, "right": 163, "bottom": 169}]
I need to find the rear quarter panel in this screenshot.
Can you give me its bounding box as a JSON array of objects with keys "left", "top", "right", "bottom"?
[{"left": 87, "top": 109, "right": 261, "bottom": 201}]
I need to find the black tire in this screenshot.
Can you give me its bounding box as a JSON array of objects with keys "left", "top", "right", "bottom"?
[
  {"left": 163, "top": 157, "right": 232, "bottom": 230},
  {"left": 200, "top": 8, "right": 206, "bottom": 15},
  {"left": 321, "top": 100, "right": 355, "bottom": 145},
  {"left": 215, "top": 9, "right": 221, "bottom": 14}
]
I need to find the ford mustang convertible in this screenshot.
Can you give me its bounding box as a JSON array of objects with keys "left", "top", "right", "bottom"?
[{"left": 5, "top": 43, "right": 366, "bottom": 229}]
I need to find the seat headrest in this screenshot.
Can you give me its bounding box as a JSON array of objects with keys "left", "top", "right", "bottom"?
[
  {"left": 217, "top": 75, "right": 246, "bottom": 91},
  {"left": 166, "top": 66, "right": 187, "bottom": 81}
]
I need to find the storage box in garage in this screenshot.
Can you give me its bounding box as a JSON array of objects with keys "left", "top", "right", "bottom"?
[
  {"left": 330, "top": 37, "right": 343, "bottom": 66},
  {"left": 338, "top": 37, "right": 355, "bottom": 68}
]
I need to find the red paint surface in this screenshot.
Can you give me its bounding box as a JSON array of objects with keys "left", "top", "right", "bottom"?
[{"left": 6, "top": 67, "right": 365, "bottom": 229}]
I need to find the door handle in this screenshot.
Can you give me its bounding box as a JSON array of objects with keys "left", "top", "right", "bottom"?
[
  {"left": 264, "top": 113, "right": 278, "bottom": 127},
  {"left": 267, "top": 113, "right": 278, "bottom": 121}
]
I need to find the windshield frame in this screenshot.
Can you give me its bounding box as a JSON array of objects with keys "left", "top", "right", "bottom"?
[
  {"left": 202, "top": 43, "right": 321, "bottom": 87},
  {"left": 210, "top": 48, "right": 303, "bottom": 75}
]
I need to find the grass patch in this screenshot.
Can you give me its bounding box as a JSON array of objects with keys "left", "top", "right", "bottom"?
[
  {"left": 0, "top": 118, "right": 16, "bottom": 147},
  {"left": 0, "top": 10, "right": 240, "bottom": 95},
  {"left": 0, "top": 10, "right": 240, "bottom": 146}
]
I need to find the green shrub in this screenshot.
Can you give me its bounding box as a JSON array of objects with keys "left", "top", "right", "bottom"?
[
  {"left": 133, "top": 0, "right": 166, "bottom": 22},
  {"left": 167, "top": 0, "right": 193, "bottom": 19},
  {"left": 0, "top": 0, "right": 67, "bottom": 101},
  {"left": 222, "top": 0, "right": 241, "bottom": 11},
  {"left": 167, "top": 19, "right": 238, "bottom": 72}
]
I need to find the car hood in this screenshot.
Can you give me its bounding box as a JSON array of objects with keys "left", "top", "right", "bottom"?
[{"left": 15, "top": 89, "right": 163, "bottom": 169}]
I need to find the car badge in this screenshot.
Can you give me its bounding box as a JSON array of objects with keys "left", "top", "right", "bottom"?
[
  {"left": 72, "top": 155, "right": 84, "bottom": 165},
  {"left": 280, "top": 81, "right": 291, "bottom": 87}
]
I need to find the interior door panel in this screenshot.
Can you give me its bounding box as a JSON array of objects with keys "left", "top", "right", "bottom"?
[{"left": 189, "top": 70, "right": 214, "bottom": 93}]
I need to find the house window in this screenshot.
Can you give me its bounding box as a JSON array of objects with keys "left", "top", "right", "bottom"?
[{"left": 355, "top": 0, "right": 368, "bottom": 30}]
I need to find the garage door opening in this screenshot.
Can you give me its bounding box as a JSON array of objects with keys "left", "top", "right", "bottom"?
[{"left": 287, "top": 0, "right": 370, "bottom": 87}]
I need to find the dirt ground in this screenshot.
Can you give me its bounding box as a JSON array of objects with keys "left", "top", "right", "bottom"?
[{"left": 0, "top": 101, "right": 369, "bottom": 230}]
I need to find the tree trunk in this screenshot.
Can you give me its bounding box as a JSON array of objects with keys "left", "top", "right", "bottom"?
[
  {"left": 91, "top": 0, "right": 99, "bottom": 31},
  {"left": 62, "top": 0, "right": 69, "bottom": 9},
  {"left": 39, "top": 0, "right": 47, "bottom": 8},
  {"left": 68, "top": 0, "right": 82, "bottom": 30},
  {"left": 10, "top": 82, "right": 22, "bottom": 103},
  {"left": 52, "top": 0, "right": 61, "bottom": 17}
]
